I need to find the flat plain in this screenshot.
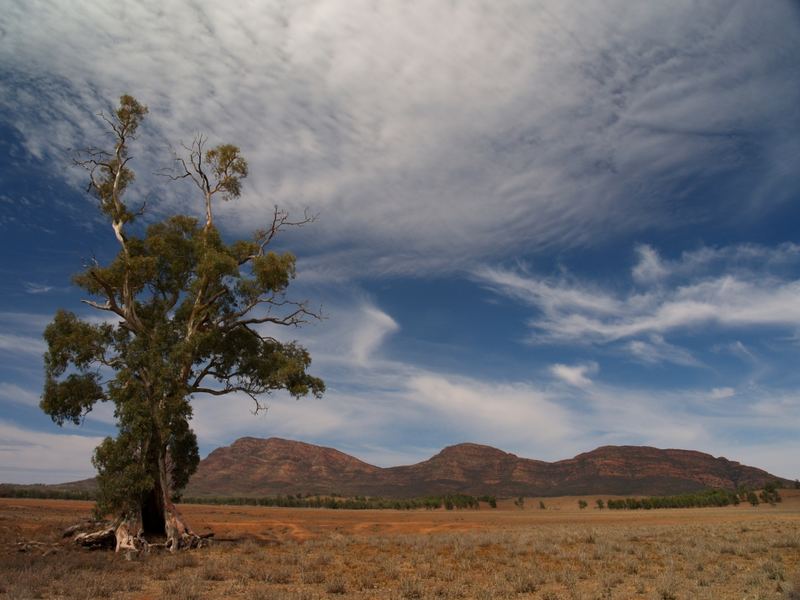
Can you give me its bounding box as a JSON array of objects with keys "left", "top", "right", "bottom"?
[{"left": 2, "top": 491, "right": 799, "bottom": 599}]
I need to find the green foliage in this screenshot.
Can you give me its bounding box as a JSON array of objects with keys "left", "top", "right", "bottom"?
[
  {"left": 204, "top": 144, "right": 248, "bottom": 201},
  {"left": 41, "top": 96, "right": 324, "bottom": 522},
  {"left": 478, "top": 494, "right": 497, "bottom": 508},
  {"left": 605, "top": 488, "right": 756, "bottom": 510},
  {"left": 179, "top": 493, "right": 491, "bottom": 511},
  {"left": 0, "top": 485, "right": 95, "bottom": 501},
  {"left": 759, "top": 481, "right": 781, "bottom": 505},
  {"left": 595, "top": 498, "right": 604, "bottom": 510},
  {"left": 578, "top": 499, "right": 588, "bottom": 509}
]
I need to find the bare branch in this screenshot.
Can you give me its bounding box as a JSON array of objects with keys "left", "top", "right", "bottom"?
[
  {"left": 81, "top": 299, "right": 114, "bottom": 312},
  {"left": 191, "top": 385, "right": 268, "bottom": 413},
  {"left": 242, "top": 207, "right": 318, "bottom": 264}
]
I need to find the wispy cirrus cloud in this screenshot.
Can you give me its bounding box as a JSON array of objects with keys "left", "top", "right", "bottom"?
[
  {"left": 626, "top": 335, "right": 703, "bottom": 367},
  {"left": 1, "top": 2, "right": 798, "bottom": 275},
  {"left": 0, "top": 382, "right": 40, "bottom": 407},
  {"left": 23, "top": 282, "right": 53, "bottom": 295},
  {"left": 477, "top": 243, "right": 800, "bottom": 346},
  {"left": 0, "top": 333, "right": 47, "bottom": 356}
]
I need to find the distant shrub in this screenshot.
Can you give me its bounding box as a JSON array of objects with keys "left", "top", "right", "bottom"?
[
  {"left": 606, "top": 489, "right": 744, "bottom": 510},
  {"left": 578, "top": 500, "right": 588, "bottom": 510},
  {"left": 757, "top": 481, "right": 781, "bottom": 505},
  {"left": 477, "top": 495, "right": 498, "bottom": 508},
  {"left": 595, "top": 499, "right": 605, "bottom": 510}
]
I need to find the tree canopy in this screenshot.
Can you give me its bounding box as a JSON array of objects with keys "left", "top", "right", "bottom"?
[{"left": 41, "top": 95, "right": 324, "bottom": 552}]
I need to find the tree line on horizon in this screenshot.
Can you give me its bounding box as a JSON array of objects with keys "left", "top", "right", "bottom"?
[
  {"left": 180, "top": 493, "right": 498, "bottom": 510},
  {"left": 3, "top": 483, "right": 789, "bottom": 510},
  {"left": 603, "top": 483, "right": 783, "bottom": 510}
]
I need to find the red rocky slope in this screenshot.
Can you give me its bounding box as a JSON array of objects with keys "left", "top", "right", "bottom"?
[{"left": 184, "top": 437, "right": 791, "bottom": 498}]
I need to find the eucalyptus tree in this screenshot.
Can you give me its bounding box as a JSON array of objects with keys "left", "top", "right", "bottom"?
[{"left": 41, "top": 95, "right": 324, "bottom": 552}]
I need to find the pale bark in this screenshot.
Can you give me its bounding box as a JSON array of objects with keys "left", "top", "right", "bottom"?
[
  {"left": 72, "top": 524, "right": 116, "bottom": 549},
  {"left": 115, "top": 516, "right": 147, "bottom": 554}
]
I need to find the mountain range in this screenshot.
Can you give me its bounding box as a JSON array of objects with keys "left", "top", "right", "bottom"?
[{"left": 183, "top": 437, "right": 791, "bottom": 498}]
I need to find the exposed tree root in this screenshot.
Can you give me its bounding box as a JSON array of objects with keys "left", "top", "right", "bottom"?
[{"left": 64, "top": 510, "right": 211, "bottom": 555}]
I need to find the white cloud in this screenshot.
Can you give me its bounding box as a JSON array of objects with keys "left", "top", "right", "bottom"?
[
  {"left": 403, "top": 373, "right": 575, "bottom": 456},
  {"left": 709, "top": 387, "right": 735, "bottom": 400},
  {"left": 0, "top": 333, "right": 47, "bottom": 356},
  {"left": 549, "top": 362, "right": 598, "bottom": 388},
  {"left": 720, "top": 442, "right": 800, "bottom": 482},
  {"left": 474, "top": 265, "right": 622, "bottom": 318},
  {"left": 0, "top": 312, "right": 53, "bottom": 331},
  {"left": 478, "top": 244, "right": 800, "bottom": 345},
  {"left": 0, "top": 382, "right": 40, "bottom": 407},
  {"left": 23, "top": 282, "right": 54, "bottom": 295},
  {"left": 578, "top": 387, "right": 710, "bottom": 450},
  {"left": 632, "top": 245, "right": 668, "bottom": 284},
  {"left": 719, "top": 340, "right": 758, "bottom": 363},
  {"left": 1, "top": 2, "right": 797, "bottom": 275},
  {"left": 662, "top": 243, "right": 800, "bottom": 281},
  {"left": 351, "top": 305, "right": 399, "bottom": 366},
  {"left": 0, "top": 421, "right": 102, "bottom": 484},
  {"left": 626, "top": 335, "right": 702, "bottom": 367}
]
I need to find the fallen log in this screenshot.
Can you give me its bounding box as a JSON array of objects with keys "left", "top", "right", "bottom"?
[{"left": 73, "top": 525, "right": 116, "bottom": 550}]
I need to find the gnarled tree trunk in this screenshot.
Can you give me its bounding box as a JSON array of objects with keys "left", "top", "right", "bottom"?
[
  {"left": 153, "top": 448, "right": 202, "bottom": 551},
  {"left": 70, "top": 449, "right": 207, "bottom": 554}
]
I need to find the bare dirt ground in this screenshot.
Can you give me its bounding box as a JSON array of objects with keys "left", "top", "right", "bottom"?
[{"left": 1, "top": 491, "right": 799, "bottom": 599}]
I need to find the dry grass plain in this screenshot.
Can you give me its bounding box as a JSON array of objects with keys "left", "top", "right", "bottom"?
[{"left": 1, "top": 491, "right": 799, "bottom": 599}]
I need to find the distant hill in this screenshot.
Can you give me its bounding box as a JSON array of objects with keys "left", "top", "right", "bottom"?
[{"left": 182, "top": 437, "right": 792, "bottom": 498}]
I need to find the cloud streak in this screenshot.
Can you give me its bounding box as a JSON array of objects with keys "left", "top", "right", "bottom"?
[
  {"left": 549, "top": 362, "right": 598, "bottom": 388},
  {"left": 0, "top": 421, "right": 102, "bottom": 484},
  {"left": 477, "top": 244, "right": 800, "bottom": 346}
]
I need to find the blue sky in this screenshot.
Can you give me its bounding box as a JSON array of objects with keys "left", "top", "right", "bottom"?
[{"left": 1, "top": 1, "right": 799, "bottom": 483}]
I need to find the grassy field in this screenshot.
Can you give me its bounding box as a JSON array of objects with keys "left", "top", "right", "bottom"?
[{"left": 1, "top": 491, "right": 799, "bottom": 599}]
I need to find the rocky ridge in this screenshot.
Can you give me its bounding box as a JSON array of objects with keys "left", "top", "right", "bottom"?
[{"left": 184, "top": 437, "right": 791, "bottom": 498}]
